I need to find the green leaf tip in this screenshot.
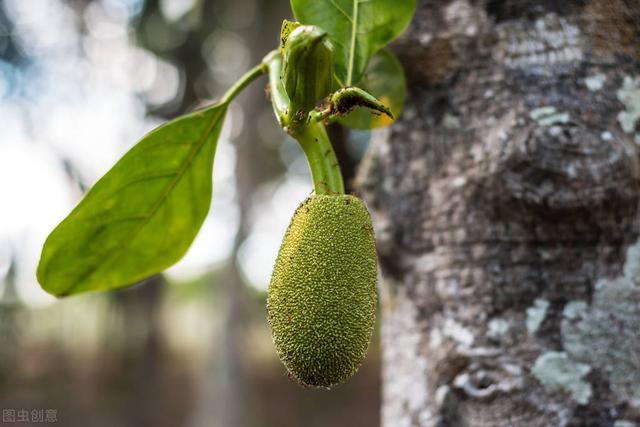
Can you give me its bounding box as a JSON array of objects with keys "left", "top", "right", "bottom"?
[
  {"left": 280, "top": 19, "right": 302, "bottom": 56},
  {"left": 37, "top": 103, "right": 228, "bottom": 297}
]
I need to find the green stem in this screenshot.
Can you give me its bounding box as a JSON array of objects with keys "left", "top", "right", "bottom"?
[
  {"left": 263, "top": 50, "right": 345, "bottom": 195},
  {"left": 221, "top": 62, "right": 268, "bottom": 104},
  {"left": 294, "top": 119, "right": 345, "bottom": 195}
]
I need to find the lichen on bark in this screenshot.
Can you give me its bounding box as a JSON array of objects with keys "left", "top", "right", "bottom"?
[{"left": 561, "top": 243, "right": 640, "bottom": 409}]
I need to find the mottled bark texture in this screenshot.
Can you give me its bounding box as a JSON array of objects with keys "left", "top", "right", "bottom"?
[{"left": 356, "top": 1, "right": 640, "bottom": 425}]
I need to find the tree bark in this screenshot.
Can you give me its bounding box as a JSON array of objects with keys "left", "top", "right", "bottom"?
[{"left": 357, "top": 1, "right": 640, "bottom": 425}]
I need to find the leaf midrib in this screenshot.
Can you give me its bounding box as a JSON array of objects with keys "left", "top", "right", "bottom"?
[
  {"left": 346, "top": 0, "right": 359, "bottom": 86},
  {"left": 64, "top": 106, "right": 226, "bottom": 294}
]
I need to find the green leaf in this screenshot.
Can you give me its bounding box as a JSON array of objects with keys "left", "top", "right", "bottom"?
[
  {"left": 37, "top": 104, "right": 227, "bottom": 296},
  {"left": 291, "top": 0, "right": 416, "bottom": 86},
  {"left": 339, "top": 48, "right": 406, "bottom": 129}
]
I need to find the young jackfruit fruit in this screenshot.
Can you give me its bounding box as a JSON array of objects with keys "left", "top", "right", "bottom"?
[{"left": 267, "top": 194, "right": 377, "bottom": 388}]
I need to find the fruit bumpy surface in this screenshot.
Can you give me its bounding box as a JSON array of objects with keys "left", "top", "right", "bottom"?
[{"left": 267, "top": 194, "right": 378, "bottom": 388}]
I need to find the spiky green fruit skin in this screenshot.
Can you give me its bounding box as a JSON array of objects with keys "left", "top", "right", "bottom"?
[{"left": 267, "top": 194, "right": 377, "bottom": 388}]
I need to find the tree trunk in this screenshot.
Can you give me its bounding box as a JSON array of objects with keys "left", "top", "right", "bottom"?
[{"left": 357, "top": 1, "right": 640, "bottom": 425}]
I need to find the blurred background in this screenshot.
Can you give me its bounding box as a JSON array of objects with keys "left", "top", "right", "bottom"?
[{"left": 0, "top": 0, "right": 380, "bottom": 425}]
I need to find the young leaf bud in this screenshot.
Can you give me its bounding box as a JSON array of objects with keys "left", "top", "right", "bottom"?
[{"left": 282, "top": 25, "right": 334, "bottom": 121}]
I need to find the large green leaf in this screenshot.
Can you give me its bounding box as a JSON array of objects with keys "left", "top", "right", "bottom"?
[
  {"left": 339, "top": 48, "right": 406, "bottom": 129},
  {"left": 37, "top": 104, "right": 227, "bottom": 296},
  {"left": 291, "top": 0, "right": 415, "bottom": 86}
]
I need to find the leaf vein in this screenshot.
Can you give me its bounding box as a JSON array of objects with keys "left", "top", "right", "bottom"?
[
  {"left": 346, "top": 0, "right": 359, "bottom": 85},
  {"left": 328, "top": 0, "right": 353, "bottom": 22},
  {"left": 65, "top": 106, "right": 225, "bottom": 293},
  {"left": 107, "top": 171, "right": 181, "bottom": 197}
]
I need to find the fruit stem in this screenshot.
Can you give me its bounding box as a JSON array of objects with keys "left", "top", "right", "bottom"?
[
  {"left": 293, "top": 119, "right": 345, "bottom": 195},
  {"left": 264, "top": 50, "right": 345, "bottom": 195}
]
